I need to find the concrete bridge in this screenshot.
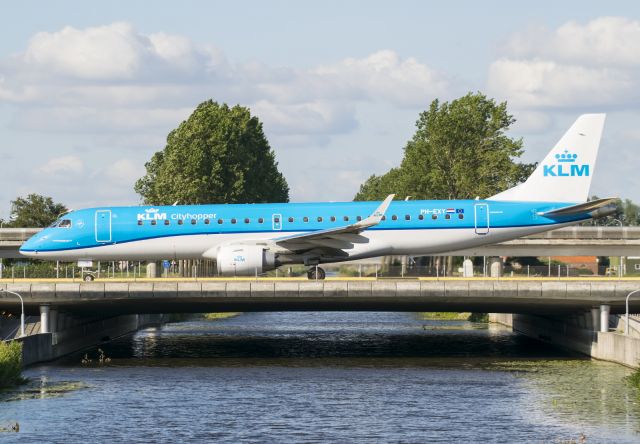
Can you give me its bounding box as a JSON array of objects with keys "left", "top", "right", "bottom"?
[
  {"left": 4, "top": 277, "right": 640, "bottom": 368},
  {"left": 2, "top": 278, "right": 639, "bottom": 316},
  {"left": 2, "top": 226, "right": 640, "bottom": 258}
]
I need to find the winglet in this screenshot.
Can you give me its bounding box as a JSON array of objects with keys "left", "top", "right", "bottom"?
[{"left": 355, "top": 194, "right": 395, "bottom": 229}]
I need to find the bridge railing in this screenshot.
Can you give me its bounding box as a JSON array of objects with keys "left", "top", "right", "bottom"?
[{"left": 0, "top": 260, "right": 633, "bottom": 280}]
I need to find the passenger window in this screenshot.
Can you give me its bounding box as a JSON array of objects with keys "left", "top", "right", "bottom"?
[
  {"left": 151, "top": 220, "right": 157, "bottom": 226},
  {"left": 405, "top": 215, "right": 411, "bottom": 221},
  {"left": 178, "top": 220, "right": 184, "bottom": 225},
  {"left": 303, "top": 217, "right": 309, "bottom": 222},
  {"left": 258, "top": 218, "right": 264, "bottom": 223},
  {"left": 356, "top": 216, "right": 362, "bottom": 221},
  {"left": 458, "top": 213, "right": 464, "bottom": 220},
  {"left": 244, "top": 218, "right": 250, "bottom": 224},
  {"left": 137, "top": 220, "right": 143, "bottom": 226},
  {"left": 391, "top": 215, "right": 397, "bottom": 221},
  {"left": 317, "top": 216, "right": 323, "bottom": 222},
  {"left": 445, "top": 214, "right": 451, "bottom": 220},
  {"left": 231, "top": 218, "right": 237, "bottom": 224},
  {"left": 418, "top": 214, "right": 424, "bottom": 220},
  {"left": 164, "top": 220, "right": 170, "bottom": 225},
  {"left": 218, "top": 219, "right": 224, "bottom": 224},
  {"left": 204, "top": 219, "right": 210, "bottom": 225},
  {"left": 58, "top": 219, "right": 72, "bottom": 228},
  {"left": 381, "top": 215, "right": 386, "bottom": 221},
  {"left": 288, "top": 217, "right": 294, "bottom": 223},
  {"left": 343, "top": 216, "right": 349, "bottom": 222},
  {"left": 432, "top": 214, "right": 438, "bottom": 220},
  {"left": 274, "top": 217, "right": 280, "bottom": 223},
  {"left": 330, "top": 216, "right": 336, "bottom": 222},
  {"left": 191, "top": 219, "right": 196, "bottom": 225}
]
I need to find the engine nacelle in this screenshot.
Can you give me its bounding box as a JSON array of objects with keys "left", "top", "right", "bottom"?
[{"left": 216, "top": 244, "right": 276, "bottom": 276}]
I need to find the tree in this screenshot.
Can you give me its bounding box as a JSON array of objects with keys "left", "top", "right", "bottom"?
[
  {"left": 135, "top": 100, "right": 289, "bottom": 205},
  {"left": 587, "top": 196, "right": 640, "bottom": 226},
  {"left": 7, "top": 194, "right": 68, "bottom": 228},
  {"left": 354, "top": 92, "right": 536, "bottom": 201},
  {"left": 354, "top": 169, "right": 401, "bottom": 201}
]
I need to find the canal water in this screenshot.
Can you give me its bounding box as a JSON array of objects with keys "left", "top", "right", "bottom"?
[{"left": 2, "top": 312, "right": 640, "bottom": 443}]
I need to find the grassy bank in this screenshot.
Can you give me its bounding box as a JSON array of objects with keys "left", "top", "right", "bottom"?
[
  {"left": 0, "top": 341, "right": 26, "bottom": 389},
  {"left": 203, "top": 313, "right": 241, "bottom": 320},
  {"left": 627, "top": 367, "right": 640, "bottom": 389},
  {"left": 418, "top": 312, "right": 489, "bottom": 322}
]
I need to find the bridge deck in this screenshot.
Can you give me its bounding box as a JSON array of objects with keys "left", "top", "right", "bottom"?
[{"left": 2, "top": 278, "right": 639, "bottom": 316}]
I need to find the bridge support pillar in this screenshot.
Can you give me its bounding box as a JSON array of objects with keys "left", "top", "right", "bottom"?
[
  {"left": 40, "top": 305, "right": 50, "bottom": 334},
  {"left": 146, "top": 261, "right": 158, "bottom": 278},
  {"left": 591, "top": 308, "right": 600, "bottom": 333},
  {"left": 489, "top": 257, "right": 503, "bottom": 278},
  {"left": 462, "top": 259, "right": 473, "bottom": 277},
  {"left": 600, "top": 304, "right": 611, "bottom": 333}
]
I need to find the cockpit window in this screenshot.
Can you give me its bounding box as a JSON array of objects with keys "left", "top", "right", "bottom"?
[{"left": 58, "top": 219, "right": 72, "bottom": 228}]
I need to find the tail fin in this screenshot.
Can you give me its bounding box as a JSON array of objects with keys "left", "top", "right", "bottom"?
[{"left": 491, "top": 114, "right": 606, "bottom": 202}]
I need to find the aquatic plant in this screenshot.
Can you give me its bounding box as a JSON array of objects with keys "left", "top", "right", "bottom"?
[
  {"left": 626, "top": 366, "right": 640, "bottom": 389},
  {"left": 0, "top": 341, "right": 26, "bottom": 389}
]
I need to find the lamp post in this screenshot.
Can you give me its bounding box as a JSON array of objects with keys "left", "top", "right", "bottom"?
[
  {"left": 0, "top": 289, "right": 25, "bottom": 337},
  {"left": 611, "top": 218, "right": 624, "bottom": 277},
  {"left": 625, "top": 289, "right": 640, "bottom": 336}
]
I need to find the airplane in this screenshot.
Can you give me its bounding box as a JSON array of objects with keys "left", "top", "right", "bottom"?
[{"left": 20, "top": 114, "right": 615, "bottom": 280}]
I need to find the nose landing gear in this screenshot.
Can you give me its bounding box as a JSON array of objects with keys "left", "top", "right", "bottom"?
[{"left": 307, "top": 266, "right": 326, "bottom": 280}]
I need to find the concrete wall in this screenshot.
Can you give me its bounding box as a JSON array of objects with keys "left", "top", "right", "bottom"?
[
  {"left": 490, "top": 312, "right": 640, "bottom": 368},
  {"left": 10, "top": 313, "right": 166, "bottom": 367},
  {"left": 594, "top": 332, "right": 640, "bottom": 368}
]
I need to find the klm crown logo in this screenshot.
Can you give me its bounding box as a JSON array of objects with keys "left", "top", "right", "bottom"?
[{"left": 543, "top": 150, "right": 589, "bottom": 177}]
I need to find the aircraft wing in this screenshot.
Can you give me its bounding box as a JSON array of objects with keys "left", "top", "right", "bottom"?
[
  {"left": 273, "top": 194, "right": 394, "bottom": 252},
  {"left": 539, "top": 197, "right": 617, "bottom": 217}
]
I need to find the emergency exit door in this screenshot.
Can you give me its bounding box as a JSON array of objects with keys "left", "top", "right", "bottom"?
[
  {"left": 474, "top": 204, "right": 489, "bottom": 235},
  {"left": 95, "top": 210, "right": 112, "bottom": 242}
]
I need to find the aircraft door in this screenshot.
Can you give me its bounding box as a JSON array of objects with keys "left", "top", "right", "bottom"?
[
  {"left": 272, "top": 214, "right": 282, "bottom": 231},
  {"left": 95, "top": 210, "right": 112, "bottom": 242},
  {"left": 474, "top": 204, "right": 489, "bottom": 235}
]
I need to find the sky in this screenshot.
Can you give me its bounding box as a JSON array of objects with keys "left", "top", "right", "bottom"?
[{"left": 1, "top": 1, "right": 640, "bottom": 218}]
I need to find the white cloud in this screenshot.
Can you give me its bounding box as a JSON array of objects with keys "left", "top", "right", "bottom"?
[
  {"left": 505, "top": 17, "right": 640, "bottom": 67},
  {"left": 103, "top": 158, "right": 143, "bottom": 184},
  {"left": 488, "top": 17, "right": 640, "bottom": 110},
  {"left": 0, "top": 22, "right": 449, "bottom": 140},
  {"left": 37, "top": 155, "right": 84, "bottom": 175}
]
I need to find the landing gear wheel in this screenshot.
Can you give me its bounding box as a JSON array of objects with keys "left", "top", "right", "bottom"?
[
  {"left": 307, "top": 267, "right": 326, "bottom": 280},
  {"left": 83, "top": 273, "right": 95, "bottom": 282}
]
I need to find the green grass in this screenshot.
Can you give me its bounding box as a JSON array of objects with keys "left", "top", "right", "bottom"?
[
  {"left": 626, "top": 366, "right": 640, "bottom": 389},
  {"left": 203, "top": 313, "right": 241, "bottom": 320},
  {"left": 418, "top": 312, "right": 471, "bottom": 320},
  {"left": 0, "top": 341, "right": 26, "bottom": 389},
  {"left": 418, "top": 312, "right": 489, "bottom": 322}
]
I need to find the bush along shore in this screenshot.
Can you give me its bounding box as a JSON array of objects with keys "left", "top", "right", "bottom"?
[
  {"left": 0, "top": 341, "right": 26, "bottom": 389},
  {"left": 419, "top": 312, "right": 489, "bottom": 322}
]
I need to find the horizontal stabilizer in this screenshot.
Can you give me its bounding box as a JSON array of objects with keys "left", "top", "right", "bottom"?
[{"left": 539, "top": 197, "right": 617, "bottom": 217}]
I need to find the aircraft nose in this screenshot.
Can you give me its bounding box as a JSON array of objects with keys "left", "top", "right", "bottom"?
[{"left": 19, "top": 233, "right": 43, "bottom": 257}]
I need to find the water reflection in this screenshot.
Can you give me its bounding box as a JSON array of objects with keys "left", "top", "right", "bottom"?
[{"left": 4, "top": 312, "right": 640, "bottom": 443}]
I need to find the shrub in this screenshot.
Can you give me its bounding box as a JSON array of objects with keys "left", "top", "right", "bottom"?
[{"left": 0, "top": 341, "right": 25, "bottom": 388}]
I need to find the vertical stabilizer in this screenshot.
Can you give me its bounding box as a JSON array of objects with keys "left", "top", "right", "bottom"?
[{"left": 491, "top": 114, "right": 606, "bottom": 202}]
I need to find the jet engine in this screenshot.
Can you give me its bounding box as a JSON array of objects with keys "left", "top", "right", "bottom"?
[{"left": 216, "top": 244, "right": 276, "bottom": 276}]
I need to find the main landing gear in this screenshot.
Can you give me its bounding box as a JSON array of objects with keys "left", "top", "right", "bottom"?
[{"left": 307, "top": 266, "right": 326, "bottom": 280}]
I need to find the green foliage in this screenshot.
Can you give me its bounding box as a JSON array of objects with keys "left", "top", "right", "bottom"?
[
  {"left": 135, "top": 100, "right": 289, "bottom": 205},
  {"left": 354, "top": 92, "right": 536, "bottom": 201},
  {"left": 588, "top": 196, "right": 640, "bottom": 226},
  {"left": 0, "top": 341, "right": 25, "bottom": 389},
  {"left": 467, "top": 313, "right": 489, "bottom": 323},
  {"left": 6, "top": 194, "right": 67, "bottom": 228},
  {"left": 626, "top": 366, "right": 640, "bottom": 389}
]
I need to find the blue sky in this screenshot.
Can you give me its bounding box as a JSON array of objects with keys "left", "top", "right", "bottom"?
[{"left": 1, "top": 1, "right": 640, "bottom": 217}]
